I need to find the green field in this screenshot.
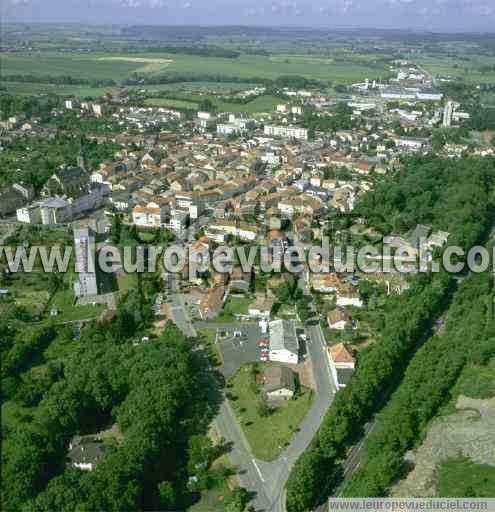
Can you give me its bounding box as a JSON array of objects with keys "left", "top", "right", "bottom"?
[
  {"left": 144, "top": 94, "right": 282, "bottom": 114},
  {"left": 435, "top": 457, "right": 495, "bottom": 497},
  {"left": 228, "top": 363, "right": 314, "bottom": 461},
  {"left": 418, "top": 55, "right": 495, "bottom": 84},
  {"left": 0, "top": 81, "right": 112, "bottom": 98},
  {"left": 143, "top": 97, "right": 199, "bottom": 110},
  {"left": 1, "top": 50, "right": 385, "bottom": 86}
]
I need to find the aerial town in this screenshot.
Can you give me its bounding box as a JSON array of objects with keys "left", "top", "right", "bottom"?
[{"left": 1, "top": 20, "right": 495, "bottom": 512}]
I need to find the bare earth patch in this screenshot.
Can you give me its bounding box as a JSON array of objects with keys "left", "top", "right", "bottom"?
[
  {"left": 391, "top": 396, "right": 495, "bottom": 497},
  {"left": 96, "top": 57, "right": 174, "bottom": 73}
]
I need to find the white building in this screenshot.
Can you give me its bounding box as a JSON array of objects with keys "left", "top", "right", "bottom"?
[
  {"left": 264, "top": 125, "right": 308, "bottom": 141},
  {"left": 263, "top": 366, "right": 295, "bottom": 401},
  {"left": 328, "top": 343, "right": 355, "bottom": 389},
  {"left": 327, "top": 308, "right": 351, "bottom": 330},
  {"left": 269, "top": 319, "right": 299, "bottom": 364},
  {"left": 336, "top": 293, "right": 363, "bottom": 308},
  {"left": 132, "top": 205, "right": 166, "bottom": 228},
  {"left": 206, "top": 221, "right": 258, "bottom": 241},
  {"left": 169, "top": 209, "right": 189, "bottom": 234},
  {"left": 248, "top": 296, "right": 274, "bottom": 319},
  {"left": 73, "top": 225, "right": 98, "bottom": 298},
  {"left": 16, "top": 204, "right": 42, "bottom": 224},
  {"left": 92, "top": 104, "right": 103, "bottom": 117},
  {"left": 443, "top": 101, "right": 455, "bottom": 128}
]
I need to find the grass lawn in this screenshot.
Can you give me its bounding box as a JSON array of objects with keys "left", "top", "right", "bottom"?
[
  {"left": 144, "top": 93, "right": 280, "bottom": 114},
  {"left": 227, "top": 363, "right": 314, "bottom": 461},
  {"left": 50, "top": 287, "right": 105, "bottom": 322},
  {"left": 435, "top": 457, "right": 495, "bottom": 497},
  {"left": 188, "top": 459, "right": 236, "bottom": 512},
  {"left": 214, "top": 94, "right": 280, "bottom": 114},
  {"left": 277, "top": 303, "right": 297, "bottom": 320},
  {"left": 137, "top": 231, "right": 157, "bottom": 243},
  {"left": 215, "top": 295, "right": 251, "bottom": 321},
  {"left": 4, "top": 267, "right": 53, "bottom": 316}
]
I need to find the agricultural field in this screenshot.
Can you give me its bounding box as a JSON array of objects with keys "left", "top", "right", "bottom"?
[
  {"left": 1, "top": 50, "right": 387, "bottom": 86},
  {"left": 417, "top": 54, "right": 495, "bottom": 84},
  {"left": 0, "top": 81, "right": 111, "bottom": 98},
  {"left": 144, "top": 93, "right": 281, "bottom": 113}
]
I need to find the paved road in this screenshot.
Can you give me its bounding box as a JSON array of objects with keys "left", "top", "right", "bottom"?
[
  {"left": 164, "top": 271, "right": 197, "bottom": 338},
  {"left": 214, "top": 321, "right": 336, "bottom": 511},
  {"left": 168, "top": 267, "right": 336, "bottom": 510}
]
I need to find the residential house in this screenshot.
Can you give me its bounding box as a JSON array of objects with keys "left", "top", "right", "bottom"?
[
  {"left": 327, "top": 308, "right": 351, "bottom": 330},
  {"left": 263, "top": 366, "right": 295, "bottom": 401},
  {"left": 229, "top": 266, "right": 251, "bottom": 294},
  {"left": 132, "top": 204, "right": 167, "bottom": 228},
  {"left": 248, "top": 295, "right": 274, "bottom": 319},
  {"left": 68, "top": 436, "right": 107, "bottom": 471},
  {"left": 328, "top": 343, "right": 355, "bottom": 389}
]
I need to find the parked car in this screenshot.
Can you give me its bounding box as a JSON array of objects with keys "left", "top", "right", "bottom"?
[{"left": 258, "top": 338, "right": 269, "bottom": 346}]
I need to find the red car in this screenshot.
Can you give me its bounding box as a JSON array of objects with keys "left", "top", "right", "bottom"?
[{"left": 258, "top": 338, "right": 269, "bottom": 347}]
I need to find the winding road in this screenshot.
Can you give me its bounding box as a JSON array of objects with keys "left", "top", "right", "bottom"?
[
  {"left": 166, "top": 268, "right": 336, "bottom": 510},
  {"left": 214, "top": 322, "right": 336, "bottom": 511}
]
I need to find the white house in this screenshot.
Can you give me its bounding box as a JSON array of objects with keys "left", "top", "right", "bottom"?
[
  {"left": 327, "top": 308, "right": 351, "bottom": 330},
  {"left": 248, "top": 296, "right": 274, "bottom": 319},
  {"left": 328, "top": 343, "right": 355, "bottom": 389},
  {"left": 269, "top": 319, "right": 299, "bottom": 364},
  {"left": 336, "top": 292, "right": 363, "bottom": 308}
]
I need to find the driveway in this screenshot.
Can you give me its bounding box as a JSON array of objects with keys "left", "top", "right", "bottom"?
[{"left": 197, "top": 322, "right": 264, "bottom": 379}]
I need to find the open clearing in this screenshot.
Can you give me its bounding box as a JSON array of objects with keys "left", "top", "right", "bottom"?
[{"left": 97, "top": 56, "right": 174, "bottom": 73}]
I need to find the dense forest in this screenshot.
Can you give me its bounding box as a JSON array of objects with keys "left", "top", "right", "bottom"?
[
  {"left": 343, "top": 267, "right": 495, "bottom": 497},
  {"left": 123, "top": 73, "right": 327, "bottom": 90},
  {"left": 285, "top": 155, "right": 495, "bottom": 512},
  {"left": 0, "top": 132, "right": 120, "bottom": 191},
  {"left": 1, "top": 289, "right": 222, "bottom": 511},
  {"left": 356, "top": 155, "right": 495, "bottom": 248}
]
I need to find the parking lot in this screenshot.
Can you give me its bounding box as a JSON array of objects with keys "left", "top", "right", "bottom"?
[{"left": 215, "top": 323, "right": 266, "bottom": 379}]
